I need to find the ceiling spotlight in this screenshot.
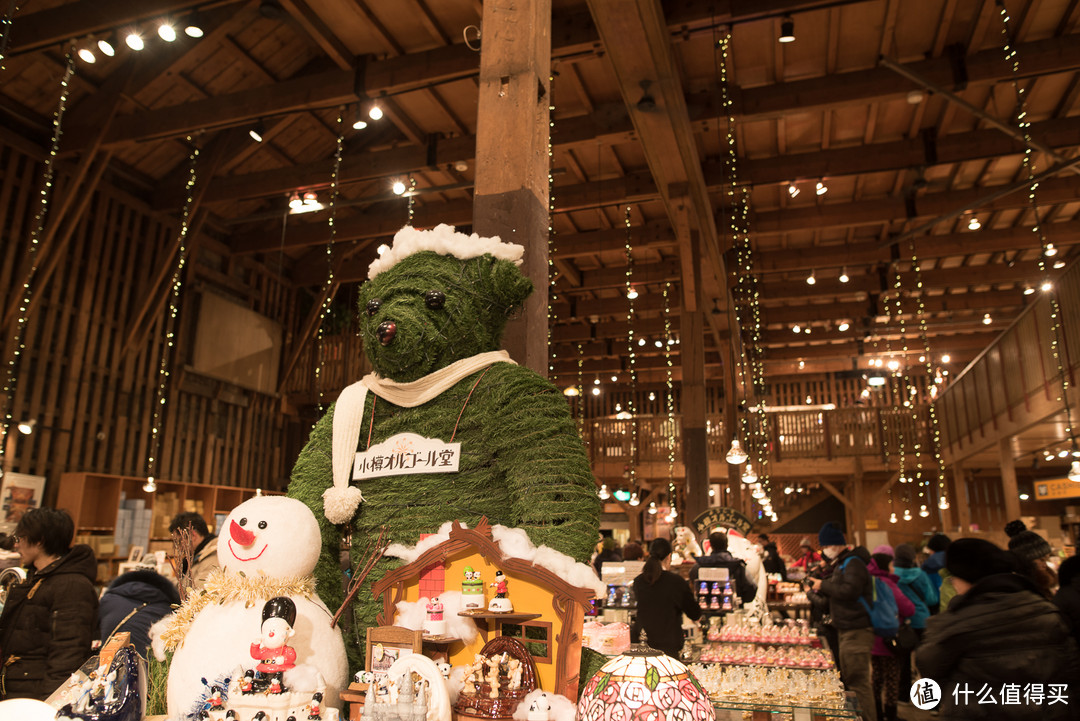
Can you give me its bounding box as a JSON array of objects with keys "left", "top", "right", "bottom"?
[
  {"left": 17, "top": 419, "right": 36, "bottom": 435},
  {"left": 792, "top": 324, "right": 801, "bottom": 333},
  {"left": 1024, "top": 286, "right": 1035, "bottom": 295},
  {"left": 184, "top": 14, "right": 205, "bottom": 38},
  {"left": 1020, "top": 493, "right": 1030, "bottom": 501},
  {"left": 562, "top": 386, "right": 579, "bottom": 397},
  {"left": 590, "top": 386, "right": 600, "bottom": 396},
  {"left": 1041, "top": 281, "right": 1053, "bottom": 292},
  {"left": 941, "top": 354, "right": 951, "bottom": 363},
  {"left": 303, "top": 191, "right": 319, "bottom": 206},
  {"left": 1059, "top": 450, "right": 1070, "bottom": 459},
  {"left": 648, "top": 392, "right": 656, "bottom": 401},
  {"left": 97, "top": 38, "right": 116, "bottom": 56},
  {"left": 778, "top": 15, "right": 795, "bottom": 43},
  {"left": 709, "top": 488, "right": 716, "bottom": 497},
  {"left": 967, "top": 216, "right": 981, "bottom": 230},
  {"left": 611, "top": 375, "right": 618, "bottom": 382},
  {"left": 654, "top": 340, "right": 663, "bottom": 348},
  {"left": 1044, "top": 243, "right": 1058, "bottom": 257},
  {"left": 637, "top": 338, "right": 646, "bottom": 347},
  {"left": 1054, "top": 260, "right": 1066, "bottom": 269},
  {"left": 816, "top": 180, "right": 828, "bottom": 195},
  {"left": 787, "top": 182, "right": 800, "bottom": 198},
  {"left": 158, "top": 22, "right": 178, "bottom": 42},
  {"left": 593, "top": 378, "right": 601, "bottom": 385},
  {"left": 838, "top": 322, "right": 850, "bottom": 332},
  {"left": 352, "top": 105, "right": 368, "bottom": 130},
  {"left": 868, "top": 376, "right": 886, "bottom": 387},
  {"left": 798, "top": 360, "right": 805, "bottom": 369},
  {"left": 453, "top": 160, "right": 469, "bottom": 172},
  {"left": 983, "top": 313, "right": 992, "bottom": 325},
  {"left": 626, "top": 286, "right": 639, "bottom": 300},
  {"left": 125, "top": 32, "right": 145, "bottom": 51},
  {"left": 77, "top": 47, "right": 96, "bottom": 63},
  {"left": 288, "top": 193, "right": 303, "bottom": 210},
  {"left": 392, "top": 180, "right": 407, "bottom": 195},
  {"left": 806, "top": 270, "right": 816, "bottom": 285},
  {"left": 887, "top": 359, "right": 900, "bottom": 371},
  {"left": 839, "top": 267, "right": 849, "bottom": 283},
  {"left": 369, "top": 104, "right": 384, "bottom": 120},
  {"left": 248, "top": 120, "right": 266, "bottom": 143},
  {"left": 725, "top": 438, "right": 748, "bottom": 465}
]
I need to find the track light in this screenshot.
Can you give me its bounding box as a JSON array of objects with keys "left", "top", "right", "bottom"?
[
  {"left": 369, "top": 104, "right": 384, "bottom": 120},
  {"left": 839, "top": 267, "right": 849, "bottom": 283},
  {"left": 1024, "top": 286, "right": 1035, "bottom": 295},
  {"left": 806, "top": 270, "right": 816, "bottom": 285},
  {"left": 778, "top": 15, "right": 795, "bottom": 43},
  {"left": 816, "top": 180, "right": 828, "bottom": 195},
  {"left": 158, "top": 22, "right": 178, "bottom": 42},
  {"left": 352, "top": 105, "right": 368, "bottom": 130},
  {"left": 184, "top": 13, "right": 205, "bottom": 38},
  {"left": 787, "top": 182, "right": 800, "bottom": 198},
  {"left": 392, "top": 180, "right": 406, "bottom": 195},
  {"left": 17, "top": 419, "right": 36, "bottom": 435},
  {"left": 838, "top": 322, "right": 850, "bottom": 332},
  {"left": 1044, "top": 243, "right": 1058, "bottom": 257},
  {"left": 967, "top": 216, "right": 981, "bottom": 230},
  {"left": 591, "top": 386, "right": 600, "bottom": 396},
  {"left": 792, "top": 324, "right": 801, "bottom": 333},
  {"left": 1070, "top": 461, "right": 1080, "bottom": 483},
  {"left": 249, "top": 120, "right": 266, "bottom": 143},
  {"left": 125, "top": 32, "right": 145, "bottom": 51},
  {"left": 1041, "top": 281, "right": 1053, "bottom": 292},
  {"left": 941, "top": 354, "right": 951, "bottom": 363},
  {"left": 78, "top": 47, "right": 96, "bottom": 63},
  {"left": 97, "top": 38, "right": 116, "bottom": 56}
]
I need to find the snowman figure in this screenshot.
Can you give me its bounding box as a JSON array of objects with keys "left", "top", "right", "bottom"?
[{"left": 156, "top": 496, "right": 348, "bottom": 720}]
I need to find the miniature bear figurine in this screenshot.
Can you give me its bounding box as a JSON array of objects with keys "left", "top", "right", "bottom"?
[{"left": 288, "top": 224, "right": 600, "bottom": 673}]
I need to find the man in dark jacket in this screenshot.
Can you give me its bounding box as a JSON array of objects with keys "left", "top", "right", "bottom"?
[
  {"left": 758, "top": 533, "right": 787, "bottom": 580},
  {"left": 916, "top": 538, "right": 1079, "bottom": 720},
  {"left": 99, "top": 569, "right": 181, "bottom": 658},
  {"left": 0, "top": 508, "right": 98, "bottom": 700},
  {"left": 808, "top": 522, "right": 877, "bottom": 721},
  {"left": 1053, "top": 554, "right": 1080, "bottom": 648},
  {"left": 690, "top": 531, "right": 755, "bottom": 603}
]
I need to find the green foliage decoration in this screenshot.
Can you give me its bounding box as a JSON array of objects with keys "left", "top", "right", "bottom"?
[{"left": 289, "top": 250, "right": 600, "bottom": 677}]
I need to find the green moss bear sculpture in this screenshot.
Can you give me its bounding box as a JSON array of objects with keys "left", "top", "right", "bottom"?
[{"left": 288, "top": 224, "right": 600, "bottom": 673}]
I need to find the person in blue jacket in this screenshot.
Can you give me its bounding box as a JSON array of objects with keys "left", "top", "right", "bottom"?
[
  {"left": 98, "top": 568, "right": 180, "bottom": 658},
  {"left": 920, "top": 533, "right": 950, "bottom": 612},
  {"left": 892, "top": 543, "right": 938, "bottom": 696}
]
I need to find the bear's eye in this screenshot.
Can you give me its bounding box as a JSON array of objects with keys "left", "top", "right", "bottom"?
[
  {"left": 258, "top": 520, "right": 267, "bottom": 530},
  {"left": 366, "top": 299, "right": 381, "bottom": 316},
  {"left": 239, "top": 517, "right": 247, "bottom": 526},
  {"left": 425, "top": 290, "right": 446, "bottom": 310}
]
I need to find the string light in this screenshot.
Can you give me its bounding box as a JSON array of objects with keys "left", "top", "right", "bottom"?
[
  {"left": 0, "top": 49, "right": 76, "bottom": 479},
  {"left": 663, "top": 281, "right": 677, "bottom": 524},
  {"left": 0, "top": 3, "right": 14, "bottom": 70},
  {"left": 314, "top": 108, "right": 345, "bottom": 417},
  {"left": 547, "top": 73, "right": 557, "bottom": 382},
  {"left": 624, "top": 205, "right": 638, "bottom": 492},
  {"left": 146, "top": 134, "right": 200, "bottom": 487}
]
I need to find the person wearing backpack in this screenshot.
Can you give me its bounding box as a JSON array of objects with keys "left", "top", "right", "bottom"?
[
  {"left": 891, "top": 543, "right": 938, "bottom": 696},
  {"left": 690, "top": 531, "right": 756, "bottom": 604},
  {"left": 869, "top": 548, "right": 916, "bottom": 721},
  {"left": 807, "top": 522, "right": 878, "bottom": 721}
]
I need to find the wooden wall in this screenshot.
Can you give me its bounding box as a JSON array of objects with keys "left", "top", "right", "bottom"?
[{"left": 0, "top": 138, "right": 300, "bottom": 499}]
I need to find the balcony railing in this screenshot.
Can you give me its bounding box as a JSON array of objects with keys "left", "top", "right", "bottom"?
[
  {"left": 937, "top": 260, "right": 1080, "bottom": 458},
  {"left": 580, "top": 406, "right": 929, "bottom": 467}
]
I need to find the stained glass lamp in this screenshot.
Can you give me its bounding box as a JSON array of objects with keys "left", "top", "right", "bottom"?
[{"left": 577, "top": 646, "right": 716, "bottom": 721}]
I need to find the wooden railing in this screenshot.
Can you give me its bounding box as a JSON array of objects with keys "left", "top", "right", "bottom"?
[
  {"left": 580, "top": 406, "right": 929, "bottom": 466},
  {"left": 937, "top": 260, "right": 1080, "bottom": 458}
]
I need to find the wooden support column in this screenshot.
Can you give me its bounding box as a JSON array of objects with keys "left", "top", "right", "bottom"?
[
  {"left": 681, "top": 306, "right": 709, "bottom": 523},
  {"left": 472, "top": 0, "right": 551, "bottom": 374},
  {"left": 998, "top": 437, "right": 1022, "bottom": 524},
  {"left": 953, "top": 462, "right": 972, "bottom": 533},
  {"left": 851, "top": 457, "right": 865, "bottom": 547}
]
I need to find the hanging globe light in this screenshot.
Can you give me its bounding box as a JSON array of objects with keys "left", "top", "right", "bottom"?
[
  {"left": 741, "top": 464, "right": 758, "bottom": 485},
  {"left": 889, "top": 512, "right": 898, "bottom": 524},
  {"left": 938, "top": 496, "right": 949, "bottom": 510},
  {"left": 919, "top": 505, "right": 930, "bottom": 518},
  {"left": 725, "top": 438, "right": 748, "bottom": 465},
  {"left": 903, "top": 508, "right": 912, "bottom": 521}
]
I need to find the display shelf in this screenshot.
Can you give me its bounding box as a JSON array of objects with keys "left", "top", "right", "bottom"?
[
  {"left": 711, "top": 699, "right": 857, "bottom": 720},
  {"left": 456, "top": 610, "right": 542, "bottom": 622}
]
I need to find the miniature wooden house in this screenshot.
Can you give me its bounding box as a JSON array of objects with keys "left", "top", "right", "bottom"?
[{"left": 371, "top": 519, "right": 595, "bottom": 700}]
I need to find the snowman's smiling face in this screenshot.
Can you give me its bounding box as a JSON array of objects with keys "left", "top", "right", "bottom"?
[{"left": 217, "top": 496, "right": 321, "bottom": 577}]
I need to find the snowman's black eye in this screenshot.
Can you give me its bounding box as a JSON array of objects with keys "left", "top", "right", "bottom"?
[
  {"left": 239, "top": 518, "right": 247, "bottom": 526},
  {"left": 258, "top": 520, "right": 267, "bottom": 530},
  {"left": 366, "top": 299, "right": 381, "bottom": 316},
  {"left": 424, "top": 290, "right": 445, "bottom": 310}
]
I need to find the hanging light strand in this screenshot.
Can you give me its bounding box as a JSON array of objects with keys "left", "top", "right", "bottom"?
[
  {"left": 0, "top": 50, "right": 76, "bottom": 478},
  {"left": 147, "top": 134, "right": 200, "bottom": 484},
  {"left": 315, "top": 108, "right": 346, "bottom": 417},
  {"left": 663, "top": 281, "right": 677, "bottom": 521},
  {"left": 406, "top": 175, "right": 417, "bottom": 226},
  {"left": 624, "top": 205, "right": 638, "bottom": 490},
  {"left": 0, "top": 0, "right": 15, "bottom": 71},
  {"left": 547, "top": 72, "right": 558, "bottom": 379}
]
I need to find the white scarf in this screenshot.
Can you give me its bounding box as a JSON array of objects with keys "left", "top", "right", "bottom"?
[{"left": 322, "top": 351, "right": 515, "bottom": 524}]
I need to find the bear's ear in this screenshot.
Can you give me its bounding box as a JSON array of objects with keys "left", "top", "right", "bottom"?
[{"left": 488, "top": 257, "right": 534, "bottom": 315}]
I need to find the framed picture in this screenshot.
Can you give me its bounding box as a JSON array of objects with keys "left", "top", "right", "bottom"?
[
  {"left": 127, "top": 545, "right": 145, "bottom": 563},
  {"left": 0, "top": 473, "right": 45, "bottom": 526},
  {"left": 365, "top": 626, "right": 422, "bottom": 680}
]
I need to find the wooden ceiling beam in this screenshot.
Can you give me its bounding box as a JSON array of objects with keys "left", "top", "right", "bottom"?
[
  {"left": 551, "top": 292, "right": 681, "bottom": 320},
  {"left": 7, "top": 0, "right": 241, "bottom": 56},
  {"left": 277, "top": 0, "right": 356, "bottom": 69}
]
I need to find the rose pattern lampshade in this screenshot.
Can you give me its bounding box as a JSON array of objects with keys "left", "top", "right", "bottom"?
[{"left": 577, "top": 646, "right": 715, "bottom": 721}]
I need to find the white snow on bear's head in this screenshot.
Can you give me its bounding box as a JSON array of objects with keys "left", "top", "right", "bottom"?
[{"left": 217, "top": 496, "right": 321, "bottom": 577}]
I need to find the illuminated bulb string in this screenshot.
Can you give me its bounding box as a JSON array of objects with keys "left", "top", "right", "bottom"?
[
  {"left": 406, "top": 176, "right": 417, "bottom": 226},
  {"left": 0, "top": 1, "right": 13, "bottom": 71},
  {"left": 547, "top": 73, "right": 557, "bottom": 379},
  {"left": 663, "top": 281, "right": 677, "bottom": 521},
  {"left": 0, "top": 50, "right": 76, "bottom": 479},
  {"left": 624, "top": 205, "right": 638, "bottom": 491},
  {"left": 893, "top": 263, "right": 927, "bottom": 510},
  {"left": 315, "top": 109, "right": 345, "bottom": 417},
  {"left": 147, "top": 136, "right": 200, "bottom": 485}
]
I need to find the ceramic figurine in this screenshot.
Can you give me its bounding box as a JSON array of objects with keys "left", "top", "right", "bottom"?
[
  {"left": 506, "top": 658, "right": 522, "bottom": 690},
  {"left": 308, "top": 690, "right": 323, "bottom": 719},
  {"left": 254, "top": 712, "right": 268, "bottom": 721},
  {"left": 527, "top": 693, "right": 551, "bottom": 721},
  {"left": 209, "top": 687, "right": 225, "bottom": 708},
  {"left": 424, "top": 596, "right": 446, "bottom": 636},
  {"left": 487, "top": 571, "right": 513, "bottom": 612},
  {"left": 485, "top": 655, "right": 501, "bottom": 699},
  {"left": 241, "top": 670, "right": 255, "bottom": 694},
  {"left": 462, "top": 566, "right": 485, "bottom": 609},
  {"left": 250, "top": 596, "right": 298, "bottom": 693},
  {"left": 226, "top": 711, "right": 239, "bottom": 720}
]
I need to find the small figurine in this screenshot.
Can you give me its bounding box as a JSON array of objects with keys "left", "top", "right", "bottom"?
[
  {"left": 308, "top": 690, "right": 323, "bottom": 719},
  {"left": 250, "top": 596, "right": 298, "bottom": 694},
  {"left": 488, "top": 570, "right": 513, "bottom": 612},
  {"left": 506, "top": 658, "right": 522, "bottom": 690},
  {"left": 208, "top": 687, "right": 225, "bottom": 708},
  {"left": 226, "top": 712, "right": 239, "bottom": 720},
  {"left": 485, "top": 655, "right": 501, "bottom": 699},
  {"left": 241, "top": 669, "right": 255, "bottom": 694},
  {"left": 527, "top": 692, "right": 552, "bottom": 721},
  {"left": 269, "top": 676, "right": 284, "bottom": 694},
  {"left": 462, "top": 566, "right": 485, "bottom": 608},
  {"left": 197, "top": 710, "right": 211, "bottom": 721},
  {"left": 254, "top": 713, "right": 268, "bottom": 721},
  {"left": 424, "top": 596, "right": 446, "bottom": 636}
]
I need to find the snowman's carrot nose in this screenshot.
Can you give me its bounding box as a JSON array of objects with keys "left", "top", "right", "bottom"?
[{"left": 230, "top": 519, "right": 256, "bottom": 546}]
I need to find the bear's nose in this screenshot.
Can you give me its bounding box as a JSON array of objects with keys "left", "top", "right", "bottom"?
[{"left": 377, "top": 320, "right": 397, "bottom": 346}]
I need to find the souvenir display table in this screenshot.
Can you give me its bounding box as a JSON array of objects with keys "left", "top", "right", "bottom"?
[{"left": 691, "top": 665, "right": 858, "bottom": 721}]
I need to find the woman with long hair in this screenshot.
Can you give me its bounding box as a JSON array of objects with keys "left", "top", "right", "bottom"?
[{"left": 631, "top": 537, "right": 702, "bottom": 658}]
